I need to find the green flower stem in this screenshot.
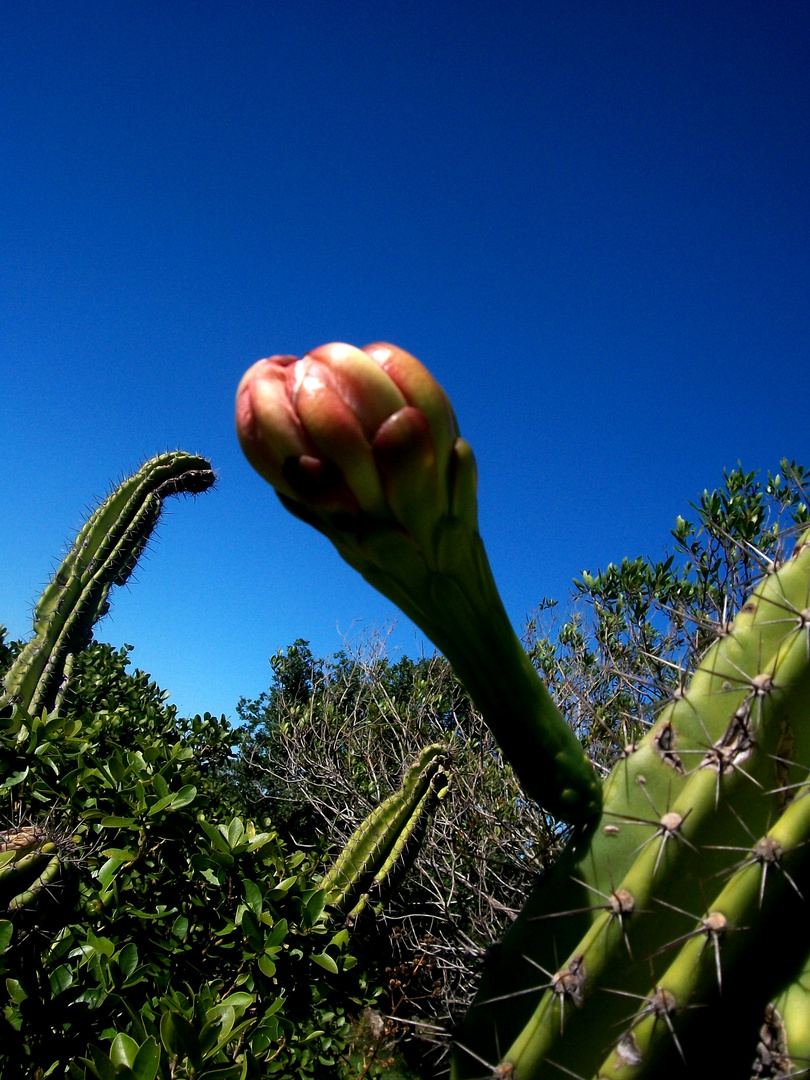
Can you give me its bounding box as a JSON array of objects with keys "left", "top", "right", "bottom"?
[{"left": 322, "top": 506, "right": 602, "bottom": 825}]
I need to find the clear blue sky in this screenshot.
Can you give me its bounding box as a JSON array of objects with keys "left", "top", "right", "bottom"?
[{"left": 2, "top": 1, "right": 808, "bottom": 720}]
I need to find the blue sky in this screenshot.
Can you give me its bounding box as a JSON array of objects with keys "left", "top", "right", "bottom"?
[{"left": 2, "top": 1, "right": 808, "bottom": 720}]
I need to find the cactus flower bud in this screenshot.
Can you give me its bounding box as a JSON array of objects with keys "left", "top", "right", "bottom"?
[
  {"left": 235, "top": 342, "right": 461, "bottom": 549},
  {"left": 236, "top": 342, "right": 601, "bottom": 823}
]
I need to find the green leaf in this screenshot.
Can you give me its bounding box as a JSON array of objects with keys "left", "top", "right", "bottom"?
[
  {"left": 311, "top": 952, "right": 339, "bottom": 974},
  {"left": 87, "top": 930, "right": 116, "bottom": 957},
  {"left": 227, "top": 817, "right": 245, "bottom": 848},
  {"left": 304, "top": 889, "right": 327, "bottom": 926},
  {"left": 110, "top": 1032, "right": 140, "bottom": 1068},
  {"left": 240, "top": 909, "right": 262, "bottom": 948},
  {"left": 116, "top": 942, "right": 139, "bottom": 979},
  {"left": 6, "top": 977, "right": 28, "bottom": 1003},
  {"left": 257, "top": 955, "right": 276, "bottom": 978},
  {"left": 0, "top": 920, "right": 13, "bottom": 952},
  {"left": 49, "top": 964, "right": 74, "bottom": 995},
  {"left": 152, "top": 774, "right": 170, "bottom": 800},
  {"left": 160, "top": 1011, "right": 200, "bottom": 1069},
  {"left": 101, "top": 848, "right": 138, "bottom": 862},
  {"left": 243, "top": 878, "right": 262, "bottom": 913},
  {"left": 199, "top": 1004, "right": 235, "bottom": 1056},
  {"left": 220, "top": 991, "right": 253, "bottom": 1014},
  {"left": 197, "top": 1066, "right": 246, "bottom": 1080},
  {"left": 266, "top": 918, "right": 288, "bottom": 946},
  {"left": 329, "top": 928, "right": 349, "bottom": 950},
  {"left": 146, "top": 793, "right": 175, "bottom": 817},
  {"left": 266, "top": 876, "right": 297, "bottom": 899},
  {"left": 171, "top": 915, "right": 189, "bottom": 940},
  {"left": 131, "top": 1038, "right": 161, "bottom": 1080},
  {"left": 168, "top": 784, "right": 197, "bottom": 811}
]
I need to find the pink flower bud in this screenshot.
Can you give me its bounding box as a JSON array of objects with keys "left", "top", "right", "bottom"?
[{"left": 236, "top": 342, "right": 460, "bottom": 536}]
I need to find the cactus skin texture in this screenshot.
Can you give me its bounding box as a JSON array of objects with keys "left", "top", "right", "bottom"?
[
  {"left": 452, "top": 529, "right": 810, "bottom": 1079},
  {"left": 1, "top": 452, "right": 215, "bottom": 719},
  {"left": 322, "top": 743, "right": 449, "bottom": 922}
]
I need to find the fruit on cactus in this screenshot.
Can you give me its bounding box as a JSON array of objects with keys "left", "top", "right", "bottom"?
[{"left": 236, "top": 343, "right": 601, "bottom": 824}]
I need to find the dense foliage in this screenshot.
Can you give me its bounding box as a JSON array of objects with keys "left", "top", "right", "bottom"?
[
  {"left": 235, "top": 639, "right": 557, "bottom": 1052},
  {"left": 0, "top": 637, "right": 394, "bottom": 1078}
]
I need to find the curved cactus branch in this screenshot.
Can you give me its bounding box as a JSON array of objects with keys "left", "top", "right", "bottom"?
[
  {"left": 1, "top": 452, "right": 215, "bottom": 717},
  {"left": 322, "top": 743, "right": 449, "bottom": 921}
]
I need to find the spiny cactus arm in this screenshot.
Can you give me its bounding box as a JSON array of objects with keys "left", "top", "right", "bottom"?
[
  {"left": 321, "top": 743, "right": 449, "bottom": 920},
  {"left": 454, "top": 529, "right": 810, "bottom": 1079},
  {"left": 1, "top": 452, "right": 215, "bottom": 716},
  {"left": 598, "top": 776, "right": 810, "bottom": 1079},
  {"left": 4, "top": 853, "right": 61, "bottom": 914},
  {"left": 769, "top": 949, "right": 810, "bottom": 1074},
  {"left": 0, "top": 843, "right": 60, "bottom": 913}
]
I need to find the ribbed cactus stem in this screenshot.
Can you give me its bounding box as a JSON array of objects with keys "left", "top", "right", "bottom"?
[
  {"left": 453, "top": 527, "right": 810, "bottom": 1079},
  {"left": 0, "top": 843, "right": 60, "bottom": 913},
  {"left": 4, "top": 852, "right": 61, "bottom": 913},
  {"left": 1, "top": 452, "right": 215, "bottom": 717},
  {"left": 322, "top": 743, "right": 449, "bottom": 920}
]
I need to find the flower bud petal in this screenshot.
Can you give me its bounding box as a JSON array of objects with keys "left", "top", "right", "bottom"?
[
  {"left": 294, "top": 365, "right": 389, "bottom": 517},
  {"left": 372, "top": 406, "right": 440, "bottom": 552},
  {"left": 305, "top": 343, "right": 407, "bottom": 434},
  {"left": 363, "top": 343, "right": 459, "bottom": 475},
  {"left": 235, "top": 357, "right": 311, "bottom": 498}
]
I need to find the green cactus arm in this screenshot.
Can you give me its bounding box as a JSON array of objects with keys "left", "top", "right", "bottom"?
[
  {"left": 769, "top": 949, "right": 810, "bottom": 1073},
  {"left": 1, "top": 452, "right": 215, "bottom": 717},
  {"left": 4, "top": 853, "right": 61, "bottom": 913},
  {"left": 321, "top": 743, "right": 449, "bottom": 920},
  {"left": 598, "top": 773, "right": 810, "bottom": 1079},
  {"left": 0, "top": 844, "right": 60, "bottom": 911},
  {"left": 453, "top": 528, "right": 810, "bottom": 1079}
]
